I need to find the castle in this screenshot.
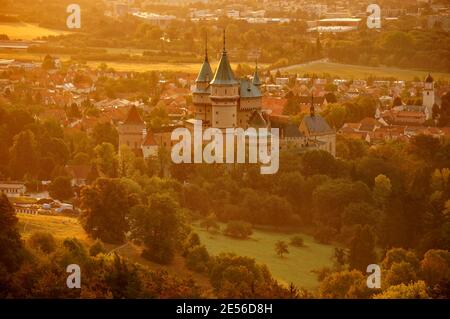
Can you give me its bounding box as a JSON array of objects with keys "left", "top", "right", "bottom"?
[
  {"left": 118, "top": 33, "right": 336, "bottom": 159},
  {"left": 191, "top": 32, "right": 266, "bottom": 129}
]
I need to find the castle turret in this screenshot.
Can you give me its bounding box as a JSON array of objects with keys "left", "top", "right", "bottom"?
[
  {"left": 209, "top": 30, "right": 239, "bottom": 129},
  {"left": 193, "top": 34, "right": 213, "bottom": 123},
  {"left": 252, "top": 60, "right": 261, "bottom": 87}
]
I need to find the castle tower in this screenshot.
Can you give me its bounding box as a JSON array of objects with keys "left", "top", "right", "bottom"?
[
  {"left": 193, "top": 34, "right": 213, "bottom": 124},
  {"left": 118, "top": 105, "right": 146, "bottom": 155},
  {"left": 238, "top": 61, "right": 263, "bottom": 128},
  {"left": 252, "top": 60, "right": 261, "bottom": 87},
  {"left": 423, "top": 73, "right": 435, "bottom": 120},
  {"left": 209, "top": 30, "right": 239, "bottom": 129}
]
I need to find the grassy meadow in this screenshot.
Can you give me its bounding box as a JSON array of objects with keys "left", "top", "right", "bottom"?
[{"left": 195, "top": 225, "right": 335, "bottom": 290}]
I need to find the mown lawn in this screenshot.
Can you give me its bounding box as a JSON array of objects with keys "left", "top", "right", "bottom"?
[
  {"left": 195, "top": 225, "right": 335, "bottom": 291},
  {"left": 278, "top": 60, "right": 450, "bottom": 81}
]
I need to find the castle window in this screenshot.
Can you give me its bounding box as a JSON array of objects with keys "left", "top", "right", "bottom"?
[
  {"left": 216, "top": 111, "right": 219, "bottom": 115},
  {"left": 225, "top": 89, "right": 227, "bottom": 94}
]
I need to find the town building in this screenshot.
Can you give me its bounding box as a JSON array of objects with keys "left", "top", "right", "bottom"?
[
  {"left": 0, "top": 181, "right": 26, "bottom": 197},
  {"left": 423, "top": 73, "right": 435, "bottom": 120}
]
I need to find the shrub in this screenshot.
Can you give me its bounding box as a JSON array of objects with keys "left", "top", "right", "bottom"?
[
  {"left": 200, "top": 213, "right": 219, "bottom": 232},
  {"left": 223, "top": 220, "right": 253, "bottom": 239},
  {"left": 185, "top": 245, "right": 210, "bottom": 273},
  {"left": 182, "top": 232, "right": 201, "bottom": 257},
  {"left": 290, "top": 236, "right": 305, "bottom": 247},
  {"left": 28, "top": 232, "right": 56, "bottom": 254},
  {"left": 89, "top": 240, "right": 106, "bottom": 256}
]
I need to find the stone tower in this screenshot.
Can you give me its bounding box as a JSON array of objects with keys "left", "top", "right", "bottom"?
[
  {"left": 193, "top": 34, "right": 213, "bottom": 125},
  {"left": 209, "top": 31, "right": 240, "bottom": 129},
  {"left": 118, "top": 105, "right": 146, "bottom": 154},
  {"left": 423, "top": 73, "right": 435, "bottom": 120}
]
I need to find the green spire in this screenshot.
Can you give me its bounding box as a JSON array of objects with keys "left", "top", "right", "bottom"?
[
  {"left": 196, "top": 33, "right": 213, "bottom": 83},
  {"left": 252, "top": 59, "right": 261, "bottom": 86},
  {"left": 210, "top": 29, "right": 238, "bottom": 85}
]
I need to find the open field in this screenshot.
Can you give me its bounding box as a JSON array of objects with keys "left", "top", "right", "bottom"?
[
  {"left": 195, "top": 225, "right": 335, "bottom": 291},
  {"left": 0, "top": 50, "right": 267, "bottom": 73},
  {"left": 0, "top": 22, "right": 70, "bottom": 40},
  {"left": 18, "top": 213, "right": 89, "bottom": 241},
  {"left": 276, "top": 60, "right": 450, "bottom": 81}
]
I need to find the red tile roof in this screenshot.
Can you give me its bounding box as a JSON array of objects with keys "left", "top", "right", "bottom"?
[
  {"left": 262, "top": 97, "right": 287, "bottom": 116},
  {"left": 124, "top": 105, "right": 144, "bottom": 125},
  {"left": 142, "top": 132, "right": 158, "bottom": 146}
]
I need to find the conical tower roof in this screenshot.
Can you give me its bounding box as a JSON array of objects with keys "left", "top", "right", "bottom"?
[
  {"left": 252, "top": 61, "right": 261, "bottom": 86},
  {"left": 196, "top": 34, "right": 213, "bottom": 83},
  {"left": 124, "top": 105, "right": 144, "bottom": 125},
  {"left": 196, "top": 59, "right": 213, "bottom": 83},
  {"left": 210, "top": 30, "right": 238, "bottom": 86}
]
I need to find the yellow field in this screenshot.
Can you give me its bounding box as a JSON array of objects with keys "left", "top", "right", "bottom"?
[
  {"left": 0, "top": 22, "right": 70, "bottom": 40},
  {"left": 87, "top": 61, "right": 264, "bottom": 73},
  {"left": 278, "top": 60, "right": 450, "bottom": 82},
  {"left": 0, "top": 49, "right": 266, "bottom": 73},
  {"left": 18, "top": 213, "right": 89, "bottom": 241}
]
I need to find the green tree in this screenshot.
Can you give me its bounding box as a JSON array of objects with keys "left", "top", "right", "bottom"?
[
  {"left": 28, "top": 232, "right": 56, "bottom": 254},
  {"left": 209, "top": 253, "right": 286, "bottom": 298},
  {"left": 185, "top": 245, "right": 210, "bottom": 273},
  {"left": 49, "top": 176, "right": 74, "bottom": 201},
  {"left": 373, "top": 174, "right": 392, "bottom": 209},
  {"left": 80, "top": 178, "right": 130, "bottom": 244},
  {"left": 348, "top": 225, "right": 377, "bottom": 272},
  {"left": 319, "top": 270, "right": 370, "bottom": 298},
  {"left": 9, "top": 130, "right": 38, "bottom": 179},
  {"left": 224, "top": 220, "right": 253, "bottom": 239},
  {"left": 275, "top": 240, "right": 289, "bottom": 258},
  {"left": 200, "top": 212, "right": 219, "bottom": 232},
  {"left": 420, "top": 249, "right": 450, "bottom": 287},
  {"left": 92, "top": 122, "right": 119, "bottom": 149},
  {"left": 130, "top": 193, "right": 183, "bottom": 264},
  {"left": 0, "top": 194, "right": 23, "bottom": 272},
  {"left": 94, "top": 142, "right": 118, "bottom": 177},
  {"left": 374, "top": 281, "right": 429, "bottom": 299}
]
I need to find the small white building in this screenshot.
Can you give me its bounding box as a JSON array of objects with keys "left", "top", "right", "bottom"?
[{"left": 0, "top": 181, "right": 26, "bottom": 197}]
